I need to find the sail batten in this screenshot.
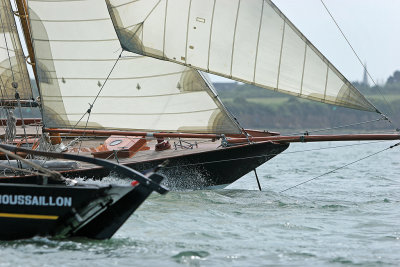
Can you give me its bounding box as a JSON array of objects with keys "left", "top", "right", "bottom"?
[
  {"left": 107, "top": 0, "right": 377, "bottom": 112},
  {"left": 28, "top": 0, "right": 241, "bottom": 134}
]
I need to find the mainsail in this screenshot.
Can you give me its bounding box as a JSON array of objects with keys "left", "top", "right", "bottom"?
[
  {"left": 0, "top": 0, "right": 32, "bottom": 100},
  {"left": 106, "top": 0, "right": 377, "bottom": 113},
  {"left": 27, "top": 0, "right": 241, "bottom": 134}
]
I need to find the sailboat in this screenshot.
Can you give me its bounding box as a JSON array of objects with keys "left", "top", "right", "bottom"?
[
  {"left": 0, "top": 0, "right": 168, "bottom": 240},
  {"left": 2, "top": 0, "right": 399, "bottom": 190}
]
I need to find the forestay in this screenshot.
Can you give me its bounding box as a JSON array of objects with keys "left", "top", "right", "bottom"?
[
  {"left": 0, "top": 0, "right": 32, "bottom": 100},
  {"left": 106, "top": 0, "right": 377, "bottom": 112},
  {"left": 27, "top": 0, "right": 240, "bottom": 134}
]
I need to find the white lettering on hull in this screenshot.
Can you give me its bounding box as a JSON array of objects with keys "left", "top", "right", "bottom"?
[{"left": 0, "top": 194, "right": 72, "bottom": 207}]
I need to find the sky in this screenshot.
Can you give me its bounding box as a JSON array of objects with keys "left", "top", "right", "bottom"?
[{"left": 210, "top": 0, "right": 400, "bottom": 85}]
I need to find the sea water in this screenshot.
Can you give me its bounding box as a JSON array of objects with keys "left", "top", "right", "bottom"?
[{"left": 1, "top": 141, "right": 399, "bottom": 266}]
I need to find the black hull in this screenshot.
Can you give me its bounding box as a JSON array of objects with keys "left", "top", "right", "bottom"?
[
  {"left": 0, "top": 182, "right": 154, "bottom": 240},
  {"left": 0, "top": 142, "right": 288, "bottom": 190},
  {"left": 65, "top": 141, "right": 289, "bottom": 189}
]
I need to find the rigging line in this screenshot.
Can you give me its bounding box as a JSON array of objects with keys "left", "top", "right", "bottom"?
[
  {"left": 0, "top": 162, "right": 49, "bottom": 177},
  {"left": 58, "top": 51, "right": 122, "bottom": 147},
  {"left": 320, "top": 0, "right": 396, "bottom": 125},
  {"left": 4, "top": 154, "right": 17, "bottom": 175},
  {"left": 13, "top": 0, "right": 42, "bottom": 99},
  {"left": 126, "top": 139, "right": 392, "bottom": 163},
  {"left": 76, "top": 110, "right": 92, "bottom": 156},
  {"left": 0, "top": 4, "right": 30, "bottom": 145},
  {"left": 279, "top": 141, "right": 400, "bottom": 193},
  {"left": 0, "top": 3, "right": 15, "bottom": 83},
  {"left": 0, "top": 76, "right": 12, "bottom": 101},
  {"left": 286, "top": 116, "right": 388, "bottom": 136},
  {"left": 90, "top": 51, "right": 122, "bottom": 109},
  {"left": 160, "top": 140, "right": 394, "bottom": 170},
  {"left": 0, "top": 14, "right": 16, "bottom": 141}
]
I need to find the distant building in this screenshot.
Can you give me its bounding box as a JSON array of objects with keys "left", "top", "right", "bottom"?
[{"left": 361, "top": 62, "right": 369, "bottom": 87}]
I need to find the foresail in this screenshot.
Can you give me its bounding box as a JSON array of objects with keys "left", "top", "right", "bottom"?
[
  {"left": 0, "top": 0, "right": 32, "bottom": 100},
  {"left": 106, "top": 0, "right": 377, "bottom": 112},
  {"left": 27, "top": 0, "right": 240, "bottom": 134}
]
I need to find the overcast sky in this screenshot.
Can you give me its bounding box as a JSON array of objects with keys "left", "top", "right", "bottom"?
[{"left": 210, "top": 0, "right": 400, "bottom": 85}]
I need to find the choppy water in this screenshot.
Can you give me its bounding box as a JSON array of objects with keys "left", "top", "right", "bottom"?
[{"left": 1, "top": 141, "right": 400, "bottom": 266}]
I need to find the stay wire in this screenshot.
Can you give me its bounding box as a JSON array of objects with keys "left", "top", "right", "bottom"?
[
  {"left": 59, "top": 51, "right": 122, "bottom": 148},
  {"left": 159, "top": 140, "right": 395, "bottom": 170},
  {"left": 0, "top": 5, "right": 15, "bottom": 83},
  {"left": 320, "top": 0, "right": 397, "bottom": 128},
  {"left": 0, "top": 4, "right": 29, "bottom": 146},
  {"left": 279, "top": 141, "right": 400, "bottom": 193},
  {"left": 76, "top": 111, "right": 92, "bottom": 155},
  {"left": 287, "top": 116, "right": 387, "bottom": 136}
]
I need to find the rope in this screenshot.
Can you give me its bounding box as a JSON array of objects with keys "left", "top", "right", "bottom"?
[
  {"left": 320, "top": 0, "right": 397, "bottom": 128},
  {"left": 58, "top": 52, "right": 122, "bottom": 152},
  {"left": 76, "top": 108, "right": 92, "bottom": 155},
  {"left": 0, "top": 3, "right": 30, "bottom": 144},
  {"left": 287, "top": 116, "right": 387, "bottom": 136},
  {"left": 0, "top": 162, "right": 49, "bottom": 177},
  {"left": 279, "top": 141, "right": 400, "bottom": 193},
  {"left": 0, "top": 146, "right": 63, "bottom": 181},
  {"left": 158, "top": 140, "right": 394, "bottom": 170},
  {"left": 5, "top": 110, "right": 16, "bottom": 142}
]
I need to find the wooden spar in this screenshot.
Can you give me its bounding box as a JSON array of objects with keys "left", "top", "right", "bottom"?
[
  {"left": 0, "top": 118, "right": 41, "bottom": 126},
  {"left": 43, "top": 128, "right": 221, "bottom": 140},
  {"left": 42, "top": 129, "right": 400, "bottom": 143},
  {"left": 15, "top": 0, "right": 39, "bottom": 88},
  {"left": 227, "top": 134, "right": 400, "bottom": 144},
  {"left": 0, "top": 99, "right": 39, "bottom": 108}
]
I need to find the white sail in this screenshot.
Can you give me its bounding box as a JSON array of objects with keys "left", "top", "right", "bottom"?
[
  {"left": 27, "top": 0, "right": 240, "bottom": 134},
  {"left": 0, "top": 0, "right": 32, "bottom": 100},
  {"left": 106, "top": 0, "right": 377, "bottom": 112}
]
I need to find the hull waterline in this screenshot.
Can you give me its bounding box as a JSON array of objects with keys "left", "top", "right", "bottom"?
[
  {"left": 0, "top": 141, "right": 289, "bottom": 190},
  {"left": 65, "top": 141, "right": 289, "bottom": 189}
]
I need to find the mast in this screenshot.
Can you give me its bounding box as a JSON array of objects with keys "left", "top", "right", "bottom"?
[
  {"left": 0, "top": 0, "right": 37, "bottom": 143},
  {"left": 227, "top": 134, "right": 400, "bottom": 144},
  {"left": 15, "top": 0, "right": 39, "bottom": 89}
]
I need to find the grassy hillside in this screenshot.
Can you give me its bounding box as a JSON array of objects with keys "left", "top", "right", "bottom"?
[{"left": 214, "top": 71, "right": 400, "bottom": 133}]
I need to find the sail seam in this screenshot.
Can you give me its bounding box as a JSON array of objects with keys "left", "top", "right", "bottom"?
[
  {"left": 111, "top": 0, "right": 140, "bottom": 8},
  {"left": 33, "top": 38, "right": 118, "bottom": 42},
  {"left": 0, "top": 2, "right": 16, "bottom": 83},
  {"left": 269, "top": 0, "right": 377, "bottom": 112},
  {"left": 276, "top": 21, "right": 286, "bottom": 91},
  {"left": 38, "top": 71, "right": 189, "bottom": 80},
  {"left": 299, "top": 43, "right": 307, "bottom": 96},
  {"left": 54, "top": 108, "right": 220, "bottom": 116},
  {"left": 29, "top": 18, "right": 110, "bottom": 22},
  {"left": 162, "top": 0, "right": 168, "bottom": 57},
  {"left": 42, "top": 92, "right": 210, "bottom": 98},
  {"left": 320, "top": 0, "right": 391, "bottom": 117},
  {"left": 230, "top": 0, "right": 241, "bottom": 78},
  {"left": 0, "top": 46, "right": 16, "bottom": 51},
  {"left": 253, "top": 0, "right": 264, "bottom": 83},
  {"left": 323, "top": 64, "right": 329, "bottom": 101},
  {"left": 206, "top": 0, "right": 216, "bottom": 72},
  {"left": 184, "top": 0, "right": 192, "bottom": 65},
  {"left": 35, "top": 58, "right": 144, "bottom": 62}
]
